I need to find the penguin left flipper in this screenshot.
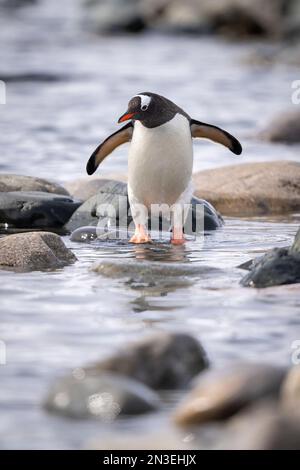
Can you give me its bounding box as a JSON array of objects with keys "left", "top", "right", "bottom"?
[
  {"left": 190, "top": 119, "right": 242, "bottom": 155},
  {"left": 86, "top": 122, "right": 133, "bottom": 175}
]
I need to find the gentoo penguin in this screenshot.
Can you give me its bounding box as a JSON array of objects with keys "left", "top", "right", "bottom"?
[{"left": 86, "top": 92, "right": 242, "bottom": 244}]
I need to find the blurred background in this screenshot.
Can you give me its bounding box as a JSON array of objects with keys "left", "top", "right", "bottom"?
[{"left": 0, "top": 0, "right": 299, "bottom": 182}]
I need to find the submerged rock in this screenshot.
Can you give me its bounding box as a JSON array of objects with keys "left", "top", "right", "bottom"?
[
  {"left": 259, "top": 110, "right": 300, "bottom": 143},
  {"left": 174, "top": 363, "right": 285, "bottom": 426},
  {"left": 240, "top": 227, "right": 300, "bottom": 288},
  {"left": 0, "top": 191, "right": 80, "bottom": 229},
  {"left": 0, "top": 174, "right": 69, "bottom": 195},
  {"left": 92, "top": 258, "right": 221, "bottom": 279},
  {"left": 223, "top": 401, "right": 300, "bottom": 450},
  {"left": 194, "top": 161, "right": 300, "bottom": 216},
  {"left": 85, "top": 332, "right": 208, "bottom": 390},
  {"left": 0, "top": 232, "right": 77, "bottom": 271},
  {"left": 44, "top": 372, "right": 160, "bottom": 420},
  {"left": 66, "top": 179, "right": 223, "bottom": 234}
]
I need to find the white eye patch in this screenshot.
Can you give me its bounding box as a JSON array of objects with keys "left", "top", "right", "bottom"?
[{"left": 136, "top": 94, "right": 151, "bottom": 111}]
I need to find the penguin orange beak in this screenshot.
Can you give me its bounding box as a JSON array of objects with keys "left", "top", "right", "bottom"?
[{"left": 118, "top": 111, "right": 135, "bottom": 123}]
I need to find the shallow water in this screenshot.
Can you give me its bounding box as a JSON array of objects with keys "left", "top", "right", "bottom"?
[{"left": 0, "top": 0, "right": 300, "bottom": 450}]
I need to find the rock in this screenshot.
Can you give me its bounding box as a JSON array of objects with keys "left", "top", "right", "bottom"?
[
  {"left": 259, "top": 110, "right": 300, "bottom": 143},
  {"left": 66, "top": 179, "right": 223, "bottom": 234},
  {"left": 65, "top": 180, "right": 128, "bottom": 232},
  {"left": 70, "top": 226, "right": 99, "bottom": 243},
  {"left": 44, "top": 372, "right": 160, "bottom": 420},
  {"left": 240, "top": 228, "right": 300, "bottom": 287},
  {"left": 291, "top": 227, "right": 300, "bottom": 253},
  {"left": 174, "top": 363, "right": 285, "bottom": 426},
  {"left": 83, "top": 0, "right": 146, "bottom": 33},
  {"left": 223, "top": 401, "right": 300, "bottom": 450},
  {"left": 0, "top": 174, "right": 69, "bottom": 195},
  {"left": 193, "top": 161, "right": 300, "bottom": 216},
  {"left": 92, "top": 258, "right": 221, "bottom": 279},
  {"left": 0, "top": 232, "right": 77, "bottom": 271},
  {"left": 64, "top": 177, "right": 112, "bottom": 202},
  {"left": 194, "top": 0, "right": 287, "bottom": 38},
  {"left": 0, "top": 191, "right": 81, "bottom": 229},
  {"left": 85, "top": 332, "right": 208, "bottom": 390},
  {"left": 240, "top": 247, "right": 300, "bottom": 287},
  {"left": 83, "top": 0, "right": 288, "bottom": 37},
  {"left": 281, "top": 366, "right": 300, "bottom": 408}
]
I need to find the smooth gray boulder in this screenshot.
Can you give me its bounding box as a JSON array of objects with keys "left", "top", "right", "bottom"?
[
  {"left": 85, "top": 332, "right": 208, "bottom": 390},
  {"left": 240, "top": 227, "right": 300, "bottom": 288},
  {"left": 174, "top": 363, "right": 286, "bottom": 426},
  {"left": 0, "top": 191, "right": 81, "bottom": 229},
  {"left": 44, "top": 372, "right": 160, "bottom": 420},
  {"left": 0, "top": 174, "right": 69, "bottom": 195},
  {"left": 0, "top": 232, "right": 77, "bottom": 271}
]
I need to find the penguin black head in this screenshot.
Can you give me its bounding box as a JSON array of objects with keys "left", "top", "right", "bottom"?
[{"left": 118, "top": 92, "right": 189, "bottom": 128}]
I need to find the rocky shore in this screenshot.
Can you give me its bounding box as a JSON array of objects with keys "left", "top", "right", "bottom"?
[
  {"left": 0, "top": 167, "right": 299, "bottom": 449},
  {"left": 44, "top": 331, "right": 300, "bottom": 450}
]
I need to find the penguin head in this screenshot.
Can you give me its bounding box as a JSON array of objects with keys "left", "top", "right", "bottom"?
[{"left": 118, "top": 92, "right": 184, "bottom": 128}]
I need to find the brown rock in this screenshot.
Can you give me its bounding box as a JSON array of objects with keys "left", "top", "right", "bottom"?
[
  {"left": 259, "top": 110, "right": 300, "bottom": 143},
  {"left": 64, "top": 177, "right": 116, "bottom": 201},
  {"left": 223, "top": 401, "right": 300, "bottom": 450},
  {"left": 193, "top": 161, "right": 300, "bottom": 216},
  {"left": 0, "top": 174, "right": 69, "bottom": 195},
  {"left": 174, "top": 363, "right": 286, "bottom": 426},
  {"left": 85, "top": 332, "right": 208, "bottom": 390},
  {"left": 0, "top": 232, "right": 77, "bottom": 271},
  {"left": 281, "top": 366, "right": 300, "bottom": 408}
]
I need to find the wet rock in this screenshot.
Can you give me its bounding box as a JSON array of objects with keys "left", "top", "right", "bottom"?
[
  {"left": 174, "top": 363, "right": 286, "bottom": 426},
  {"left": 92, "top": 258, "right": 221, "bottom": 280},
  {"left": 0, "top": 174, "right": 69, "bottom": 195},
  {"left": 193, "top": 161, "right": 300, "bottom": 216},
  {"left": 65, "top": 180, "right": 128, "bottom": 232},
  {"left": 64, "top": 177, "right": 112, "bottom": 202},
  {"left": 240, "top": 227, "right": 300, "bottom": 287},
  {"left": 0, "top": 232, "right": 77, "bottom": 271},
  {"left": 223, "top": 401, "right": 300, "bottom": 450},
  {"left": 281, "top": 366, "right": 300, "bottom": 408},
  {"left": 66, "top": 179, "right": 223, "bottom": 234},
  {"left": 44, "top": 372, "right": 160, "bottom": 420},
  {"left": 240, "top": 247, "right": 300, "bottom": 287},
  {"left": 259, "top": 110, "right": 300, "bottom": 143},
  {"left": 70, "top": 226, "right": 99, "bottom": 243},
  {"left": 0, "top": 191, "right": 81, "bottom": 229},
  {"left": 86, "top": 332, "right": 208, "bottom": 390}
]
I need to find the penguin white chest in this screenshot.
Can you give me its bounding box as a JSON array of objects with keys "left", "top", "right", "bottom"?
[{"left": 128, "top": 113, "right": 193, "bottom": 208}]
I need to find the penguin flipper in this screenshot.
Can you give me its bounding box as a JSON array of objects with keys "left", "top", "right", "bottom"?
[
  {"left": 190, "top": 119, "right": 242, "bottom": 155},
  {"left": 86, "top": 122, "right": 133, "bottom": 175}
]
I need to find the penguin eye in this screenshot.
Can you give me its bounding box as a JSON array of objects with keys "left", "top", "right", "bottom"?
[{"left": 141, "top": 104, "right": 148, "bottom": 111}]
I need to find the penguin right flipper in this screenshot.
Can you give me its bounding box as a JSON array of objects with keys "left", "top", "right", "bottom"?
[
  {"left": 86, "top": 122, "right": 133, "bottom": 175},
  {"left": 190, "top": 119, "right": 242, "bottom": 155}
]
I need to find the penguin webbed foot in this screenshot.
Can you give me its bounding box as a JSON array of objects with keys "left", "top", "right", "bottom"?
[{"left": 129, "top": 224, "right": 152, "bottom": 244}]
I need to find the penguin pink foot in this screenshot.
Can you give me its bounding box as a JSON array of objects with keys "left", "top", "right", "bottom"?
[
  {"left": 129, "top": 224, "right": 152, "bottom": 244},
  {"left": 171, "top": 227, "right": 186, "bottom": 245}
]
